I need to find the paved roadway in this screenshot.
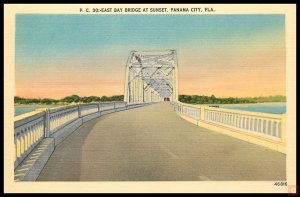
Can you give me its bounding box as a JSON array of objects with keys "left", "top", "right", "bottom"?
[{"left": 37, "top": 103, "right": 286, "bottom": 181}]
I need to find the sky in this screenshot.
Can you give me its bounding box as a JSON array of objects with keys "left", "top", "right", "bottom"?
[{"left": 15, "top": 14, "right": 285, "bottom": 99}]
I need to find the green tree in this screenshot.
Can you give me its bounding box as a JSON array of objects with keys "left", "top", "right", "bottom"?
[
  {"left": 101, "top": 96, "right": 109, "bottom": 102},
  {"left": 62, "top": 95, "right": 80, "bottom": 103}
]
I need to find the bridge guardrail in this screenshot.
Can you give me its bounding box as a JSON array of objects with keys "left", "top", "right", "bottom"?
[
  {"left": 14, "top": 101, "right": 150, "bottom": 169},
  {"left": 49, "top": 105, "right": 79, "bottom": 135},
  {"left": 171, "top": 101, "right": 286, "bottom": 153},
  {"left": 14, "top": 111, "right": 46, "bottom": 169}
]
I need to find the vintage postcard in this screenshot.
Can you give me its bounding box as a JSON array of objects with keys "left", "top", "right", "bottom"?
[{"left": 4, "top": 4, "right": 297, "bottom": 193}]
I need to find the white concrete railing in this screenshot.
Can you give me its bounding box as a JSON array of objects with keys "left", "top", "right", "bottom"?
[
  {"left": 49, "top": 106, "right": 79, "bottom": 135},
  {"left": 79, "top": 104, "right": 98, "bottom": 117},
  {"left": 204, "top": 107, "right": 284, "bottom": 141},
  {"left": 182, "top": 104, "right": 201, "bottom": 120},
  {"left": 172, "top": 101, "right": 286, "bottom": 153},
  {"left": 14, "top": 102, "right": 148, "bottom": 169},
  {"left": 99, "top": 103, "right": 115, "bottom": 111},
  {"left": 14, "top": 111, "right": 46, "bottom": 169}
]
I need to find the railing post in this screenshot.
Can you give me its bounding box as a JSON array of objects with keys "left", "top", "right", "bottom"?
[
  {"left": 35, "top": 108, "right": 50, "bottom": 138},
  {"left": 44, "top": 109, "right": 50, "bottom": 137},
  {"left": 78, "top": 104, "right": 82, "bottom": 118},
  {"left": 200, "top": 106, "right": 205, "bottom": 121},
  {"left": 98, "top": 103, "right": 101, "bottom": 112}
]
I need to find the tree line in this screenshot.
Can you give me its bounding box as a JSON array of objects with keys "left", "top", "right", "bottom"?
[
  {"left": 178, "top": 95, "right": 286, "bottom": 104},
  {"left": 14, "top": 94, "right": 286, "bottom": 105},
  {"left": 14, "top": 95, "right": 124, "bottom": 105}
]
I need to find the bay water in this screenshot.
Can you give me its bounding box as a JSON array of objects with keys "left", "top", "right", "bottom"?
[
  {"left": 218, "top": 102, "right": 286, "bottom": 114},
  {"left": 15, "top": 105, "right": 59, "bottom": 116}
]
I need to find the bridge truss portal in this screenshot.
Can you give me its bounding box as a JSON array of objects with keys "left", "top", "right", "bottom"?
[{"left": 124, "top": 50, "right": 178, "bottom": 103}]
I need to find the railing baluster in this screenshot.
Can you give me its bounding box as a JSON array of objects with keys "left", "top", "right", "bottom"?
[{"left": 173, "top": 102, "right": 284, "bottom": 143}]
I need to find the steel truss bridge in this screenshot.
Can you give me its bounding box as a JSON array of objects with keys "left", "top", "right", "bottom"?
[{"left": 124, "top": 50, "right": 178, "bottom": 103}]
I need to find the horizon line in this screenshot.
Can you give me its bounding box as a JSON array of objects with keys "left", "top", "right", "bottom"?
[{"left": 14, "top": 94, "right": 286, "bottom": 100}]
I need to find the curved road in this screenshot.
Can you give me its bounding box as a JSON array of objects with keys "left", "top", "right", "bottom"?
[{"left": 37, "top": 103, "right": 285, "bottom": 181}]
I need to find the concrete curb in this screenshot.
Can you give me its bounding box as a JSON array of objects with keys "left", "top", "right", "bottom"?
[{"left": 14, "top": 138, "right": 55, "bottom": 181}]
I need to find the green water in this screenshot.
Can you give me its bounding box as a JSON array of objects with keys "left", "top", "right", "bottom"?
[
  {"left": 15, "top": 105, "right": 59, "bottom": 116},
  {"left": 218, "top": 102, "right": 286, "bottom": 114}
]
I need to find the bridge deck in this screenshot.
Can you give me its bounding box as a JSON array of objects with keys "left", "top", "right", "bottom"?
[{"left": 37, "top": 103, "right": 285, "bottom": 181}]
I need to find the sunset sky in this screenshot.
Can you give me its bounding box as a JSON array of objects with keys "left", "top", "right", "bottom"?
[{"left": 15, "top": 14, "right": 285, "bottom": 99}]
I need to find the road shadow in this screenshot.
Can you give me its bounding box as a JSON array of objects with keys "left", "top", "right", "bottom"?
[{"left": 36, "top": 115, "right": 110, "bottom": 181}]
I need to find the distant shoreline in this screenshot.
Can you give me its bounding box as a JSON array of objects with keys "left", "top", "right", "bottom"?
[{"left": 14, "top": 101, "right": 287, "bottom": 106}]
